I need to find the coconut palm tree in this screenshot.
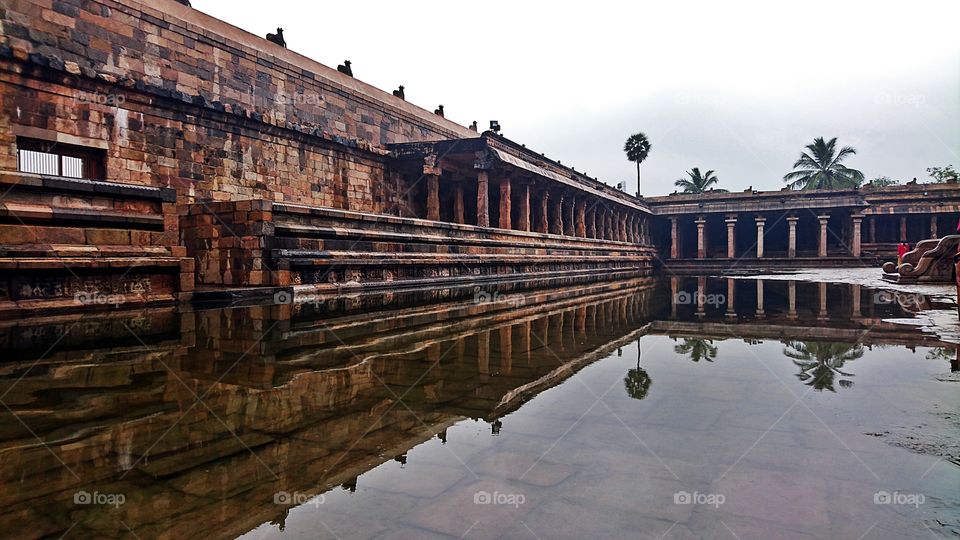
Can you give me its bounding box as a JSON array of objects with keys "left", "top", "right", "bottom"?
[
  {"left": 783, "top": 137, "right": 865, "bottom": 190},
  {"left": 673, "top": 338, "right": 719, "bottom": 362},
  {"left": 674, "top": 168, "right": 727, "bottom": 194},
  {"left": 782, "top": 340, "right": 863, "bottom": 392},
  {"left": 624, "top": 132, "right": 652, "bottom": 196}
]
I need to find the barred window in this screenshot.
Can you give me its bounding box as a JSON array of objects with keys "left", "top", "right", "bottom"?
[{"left": 16, "top": 138, "right": 105, "bottom": 179}]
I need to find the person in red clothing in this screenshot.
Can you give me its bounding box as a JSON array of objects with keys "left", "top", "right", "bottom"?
[{"left": 897, "top": 242, "right": 910, "bottom": 265}]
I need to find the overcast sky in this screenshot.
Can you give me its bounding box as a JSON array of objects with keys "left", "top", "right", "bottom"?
[{"left": 196, "top": 0, "right": 960, "bottom": 196}]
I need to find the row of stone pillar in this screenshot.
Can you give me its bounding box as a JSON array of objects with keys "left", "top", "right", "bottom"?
[
  {"left": 424, "top": 163, "right": 650, "bottom": 243},
  {"left": 670, "top": 213, "right": 863, "bottom": 259}
]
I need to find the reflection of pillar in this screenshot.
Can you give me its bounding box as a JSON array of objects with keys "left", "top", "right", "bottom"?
[
  {"left": 851, "top": 284, "right": 861, "bottom": 318},
  {"left": 453, "top": 183, "right": 465, "bottom": 224},
  {"left": 575, "top": 306, "right": 587, "bottom": 337},
  {"left": 498, "top": 177, "right": 512, "bottom": 230},
  {"left": 725, "top": 215, "right": 737, "bottom": 258},
  {"left": 521, "top": 321, "right": 532, "bottom": 366},
  {"left": 787, "top": 280, "right": 797, "bottom": 319},
  {"left": 670, "top": 276, "right": 679, "bottom": 319},
  {"left": 670, "top": 217, "right": 679, "bottom": 258},
  {"left": 499, "top": 326, "right": 513, "bottom": 375},
  {"left": 551, "top": 313, "right": 564, "bottom": 350},
  {"left": 575, "top": 199, "right": 587, "bottom": 237},
  {"left": 696, "top": 216, "right": 706, "bottom": 259},
  {"left": 427, "top": 343, "right": 441, "bottom": 363},
  {"left": 518, "top": 182, "right": 530, "bottom": 231},
  {"left": 787, "top": 216, "right": 799, "bottom": 258},
  {"left": 477, "top": 330, "right": 490, "bottom": 375},
  {"left": 726, "top": 278, "right": 736, "bottom": 319},
  {"left": 818, "top": 215, "right": 830, "bottom": 257},
  {"left": 477, "top": 171, "right": 490, "bottom": 227},
  {"left": 537, "top": 190, "right": 549, "bottom": 234},
  {"left": 696, "top": 276, "right": 706, "bottom": 318},
  {"left": 930, "top": 215, "right": 938, "bottom": 239},
  {"left": 755, "top": 216, "right": 766, "bottom": 258},
  {"left": 534, "top": 316, "right": 549, "bottom": 349},
  {"left": 818, "top": 282, "right": 828, "bottom": 320},
  {"left": 851, "top": 214, "right": 863, "bottom": 257},
  {"left": 756, "top": 280, "right": 764, "bottom": 317},
  {"left": 426, "top": 174, "right": 440, "bottom": 221},
  {"left": 899, "top": 216, "right": 907, "bottom": 242}
]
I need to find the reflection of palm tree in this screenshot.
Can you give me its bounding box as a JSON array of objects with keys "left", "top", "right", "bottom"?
[
  {"left": 674, "top": 338, "right": 719, "bottom": 362},
  {"left": 783, "top": 341, "right": 863, "bottom": 392},
  {"left": 624, "top": 367, "right": 652, "bottom": 401}
]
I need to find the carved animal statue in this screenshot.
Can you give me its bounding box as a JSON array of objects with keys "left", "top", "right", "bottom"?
[
  {"left": 469, "top": 120, "right": 478, "bottom": 132},
  {"left": 392, "top": 85, "right": 405, "bottom": 100},
  {"left": 434, "top": 105, "right": 444, "bottom": 117},
  {"left": 266, "top": 28, "right": 285, "bottom": 48},
  {"left": 337, "top": 61, "right": 353, "bottom": 77},
  {"left": 175, "top": 0, "right": 191, "bottom": 6}
]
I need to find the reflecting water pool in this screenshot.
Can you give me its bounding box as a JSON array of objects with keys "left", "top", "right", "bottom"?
[{"left": 0, "top": 277, "right": 957, "bottom": 539}]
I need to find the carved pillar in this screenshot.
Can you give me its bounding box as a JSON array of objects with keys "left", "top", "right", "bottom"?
[
  {"left": 575, "top": 199, "right": 586, "bottom": 237},
  {"left": 818, "top": 215, "right": 830, "bottom": 257},
  {"left": 725, "top": 215, "right": 736, "bottom": 258},
  {"left": 620, "top": 212, "right": 627, "bottom": 241},
  {"left": 755, "top": 216, "right": 766, "bottom": 258},
  {"left": 564, "top": 195, "right": 575, "bottom": 236},
  {"left": 476, "top": 170, "right": 490, "bottom": 227},
  {"left": 426, "top": 175, "right": 440, "bottom": 221},
  {"left": 423, "top": 155, "right": 441, "bottom": 222},
  {"left": 695, "top": 216, "right": 706, "bottom": 259},
  {"left": 537, "top": 190, "right": 549, "bottom": 234},
  {"left": 552, "top": 192, "right": 564, "bottom": 235},
  {"left": 930, "top": 215, "right": 938, "bottom": 239},
  {"left": 517, "top": 182, "right": 530, "bottom": 231},
  {"left": 851, "top": 213, "right": 863, "bottom": 257},
  {"left": 869, "top": 217, "right": 876, "bottom": 243},
  {"left": 453, "top": 183, "right": 465, "bottom": 224},
  {"left": 899, "top": 216, "right": 907, "bottom": 242},
  {"left": 587, "top": 206, "right": 597, "bottom": 238},
  {"left": 670, "top": 217, "right": 679, "bottom": 258},
  {"left": 787, "top": 216, "right": 799, "bottom": 258},
  {"left": 498, "top": 176, "right": 512, "bottom": 229}
]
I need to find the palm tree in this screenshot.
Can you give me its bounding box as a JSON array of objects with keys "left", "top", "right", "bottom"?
[
  {"left": 674, "top": 168, "right": 727, "bottom": 194},
  {"left": 782, "top": 340, "right": 863, "bottom": 392},
  {"left": 783, "top": 137, "right": 865, "bottom": 190},
  {"left": 673, "top": 338, "right": 719, "bottom": 362},
  {"left": 624, "top": 132, "right": 652, "bottom": 196}
]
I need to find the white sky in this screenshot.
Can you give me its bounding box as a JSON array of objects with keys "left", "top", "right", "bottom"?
[{"left": 195, "top": 0, "right": 960, "bottom": 195}]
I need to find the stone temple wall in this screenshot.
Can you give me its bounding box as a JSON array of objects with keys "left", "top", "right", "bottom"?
[{"left": 0, "top": 0, "right": 475, "bottom": 209}]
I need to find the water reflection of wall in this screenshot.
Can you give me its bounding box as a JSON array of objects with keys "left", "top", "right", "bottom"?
[{"left": 0, "top": 279, "right": 657, "bottom": 539}]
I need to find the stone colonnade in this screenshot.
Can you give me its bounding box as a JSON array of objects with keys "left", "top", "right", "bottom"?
[
  {"left": 420, "top": 156, "right": 651, "bottom": 243},
  {"left": 669, "top": 212, "right": 865, "bottom": 259}
]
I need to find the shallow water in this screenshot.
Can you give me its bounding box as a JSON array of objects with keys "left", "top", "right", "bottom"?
[{"left": 0, "top": 276, "right": 957, "bottom": 539}]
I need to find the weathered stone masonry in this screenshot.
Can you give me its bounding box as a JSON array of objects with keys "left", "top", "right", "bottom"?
[{"left": 0, "top": 0, "right": 655, "bottom": 315}]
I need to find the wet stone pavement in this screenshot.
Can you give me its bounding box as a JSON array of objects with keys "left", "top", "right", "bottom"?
[{"left": 0, "top": 274, "right": 956, "bottom": 539}]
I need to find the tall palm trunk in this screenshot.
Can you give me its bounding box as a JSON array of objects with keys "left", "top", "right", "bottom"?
[{"left": 636, "top": 162, "right": 641, "bottom": 196}]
